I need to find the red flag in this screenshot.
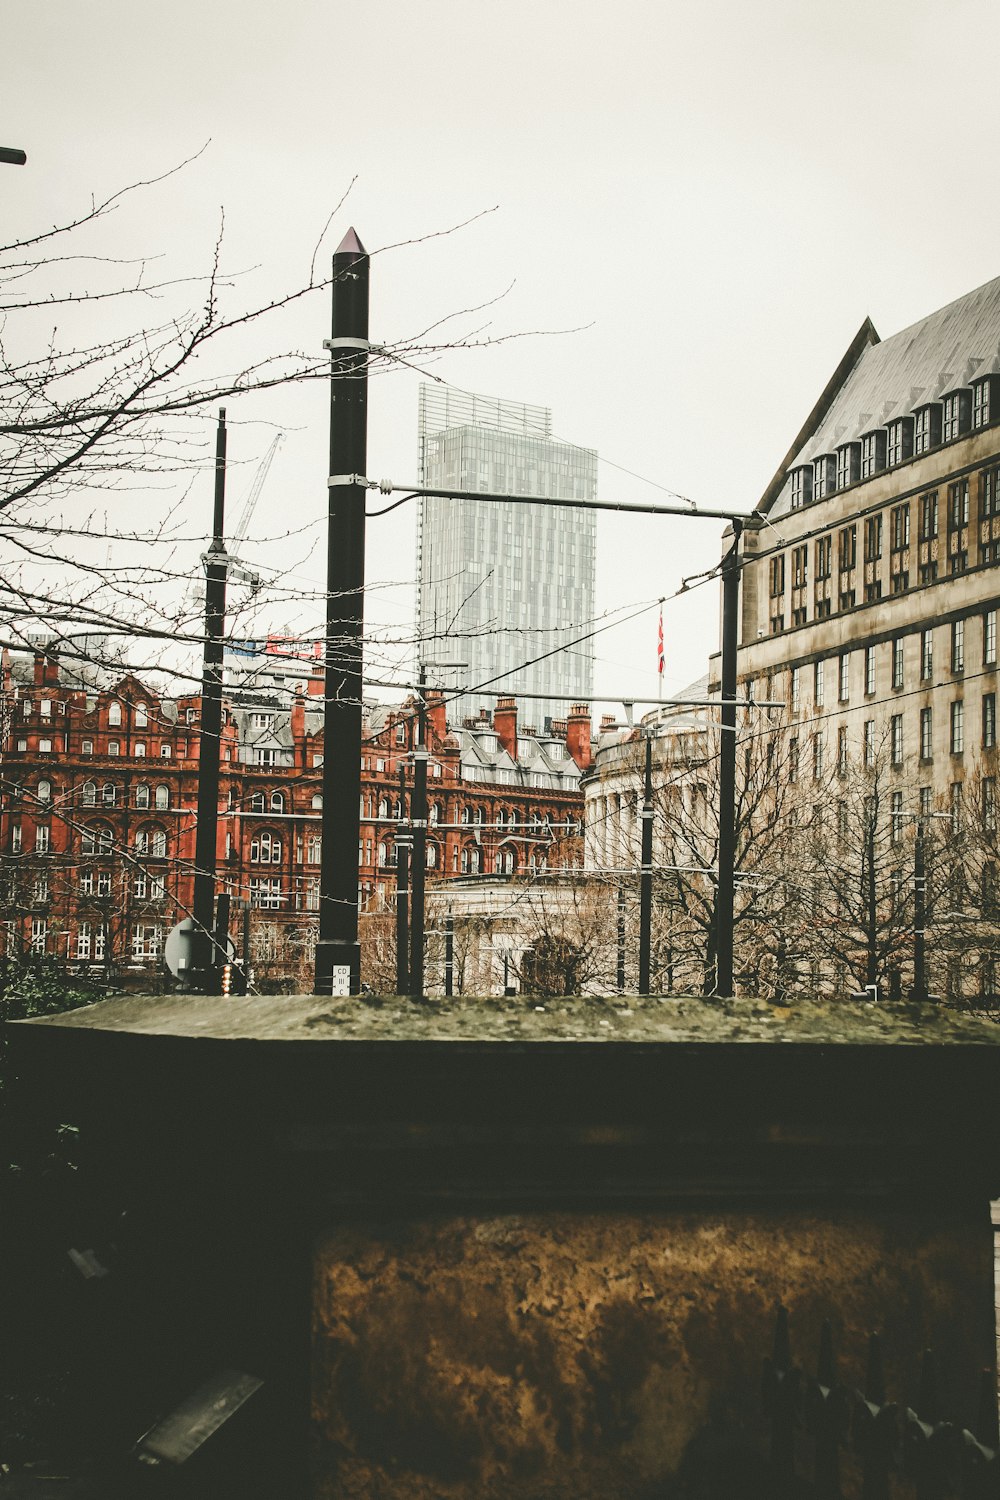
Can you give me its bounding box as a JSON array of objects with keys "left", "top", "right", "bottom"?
[{"left": 657, "top": 609, "right": 664, "bottom": 676}]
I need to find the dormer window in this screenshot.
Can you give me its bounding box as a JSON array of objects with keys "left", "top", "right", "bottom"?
[
  {"left": 836, "top": 443, "right": 860, "bottom": 490},
  {"left": 914, "top": 404, "right": 942, "bottom": 455},
  {"left": 790, "top": 467, "right": 812, "bottom": 509},
  {"left": 860, "top": 430, "right": 886, "bottom": 480},
  {"left": 813, "top": 455, "right": 836, "bottom": 501},
  {"left": 886, "top": 416, "right": 914, "bottom": 467},
  {"left": 974, "top": 377, "right": 996, "bottom": 430},
  {"left": 942, "top": 389, "right": 972, "bottom": 442}
]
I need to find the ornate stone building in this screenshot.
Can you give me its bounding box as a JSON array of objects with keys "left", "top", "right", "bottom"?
[{"left": 0, "top": 653, "right": 588, "bottom": 989}]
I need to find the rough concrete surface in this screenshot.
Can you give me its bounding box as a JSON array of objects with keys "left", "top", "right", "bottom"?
[
  {"left": 22, "top": 990, "right": 1000, "bottom": 1045},
  {"left": 312, "top": 1209, "right": 993, "bottom": 1499}
]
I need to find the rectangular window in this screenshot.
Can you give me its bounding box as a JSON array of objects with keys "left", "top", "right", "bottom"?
[
  {"left": 951, "top": 782, "right": 963, "bottom": 834},
  {"left": 837, "top": 726, "right": 848, "bottom": 774},
  {"left": 250, "top": 877, "right": 282, "bottom": 910},
  {"left": 108, "top": 741, "right": 120, "bottom": 757},
  {"left": 887, "top": 418, "right": 913, "bottom": 467},
  {"left": 860, "top": 432, "right": 885, "bottom": 479},
  {"left": 919, "top": 491, "right": 938, "bottom": 541},
  {"left": 814, "top": 455, "right": 835, "bottom": 500},
  {"left": 82, "top": 739, "right": 93, "bottom": 755},
  {"left": 30, "top": 919, "right": 47, "bottom": 955},
  {"left": 814, "top": 660, "right": 825, "bottom": 707},
  {"left": 892, "top": 638, "right": 904, "bottom": 690},
  {"left": 864, "top": 720, "right": 875, "bottom": 767},
  {"left": 974, "top": 381, "right": 992, "bottom": 430},
  {"left": 891, "top": 715, "right": 903, "bottom": 765},
  {"left": 839, "top": 526, "right": 857, "bottom": 572},
  {"left": 865, "top": 646, "right": 876, "bottom": 695},
  {"left": 949, "top": 479, "right": 970, "bottom": 530},
  {"left": 863, "top": 515, "right": 883, "bottom": 561},
  {"left": 921, "top": 630, "right": 933, "bottom": 681},
  {"left": 891, "top": 790, "right": 904, "bottom": 844},
  {"left": 789, "top": 737, "right": 799, "bottom": 782},
  {"left": 984, "top": 609, "right": 997, "bottom": 666},
  {"left": 914, "top": 406, "right": 941, "bottom": 455},
  {"left": 790, "top": 667, "right": 801, "bottom": 712},
  {"left": 813, "top": 732, "right": 824, "bottom": 779},
  {"left": 950, "top": 700, "right": 964, "bottom": 755},
  {"left": 837, "top": 444, "right": 860, "bottom": 489},
  {"left": 160, "top": 745, "right": 171, "bottom": 758},
  {"left": 982, "top": 465, "right": 1000, "bottom": 520},
  {"left": 890, "top": 504, "right": 910, "bottom": 551},
  {"left": 943, "top": 391, "right": 970, "bottom": 442},
  {"left": 815, "top": 535, "right": 832, "bottom": 579},
  {"left": 792, "top": 546, "right": 807, "bottom": 589},
  {"left": 920, "top": 707, "right": 933, "bottom": 760},
  {"left": 132, "top": 923, "right": 163, "bottom": 960},
  {"left": 984, "top": 692, "right": 997, "bottom": 750},
  {"left": 839, "top": 654, "right": 850, "bottom": 702},
  {"left": 39, "top": 700, "right": 51, "bottom": 719},
  {"left": 769, "top": 555, "right": 785, "bottom": 597},
  {"left": 38, "top": 739, "right": 52, "bottom": 754},
  {"left": 985, "top": 778, "right": 997, "bottom": 831},
  {"left": 134, "top": 742, "right": 146, "bottom": 758},
  {"left": 790, "top": 468, "right": 812, "bottom": 508},
  {"left": 35, "top": 825, "right": 50, "bottom": 854},
  {"left": 952, "top": 619, "right": 965, "bottom": 673},
  {"left": 77, "top": 924, "right": 92, "bottom": 961}
]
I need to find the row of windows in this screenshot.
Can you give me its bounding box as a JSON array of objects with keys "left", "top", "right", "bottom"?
[
  {"left": 789, "top": 381, "right": 998, "bottom": 510},
  {"left": 21, "top": 919, "right": 164, "bottom": 960},
  {"left": 771, "top": 474, "right": 993, "bottom": 628},
  {"left": 780, "top": 610, "right": 998, "bottom": 712},
  {"left": 787, "top": 694, "right": 996, "bottom": 782}
]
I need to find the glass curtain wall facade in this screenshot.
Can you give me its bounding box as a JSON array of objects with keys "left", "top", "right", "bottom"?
[{"left": 416, "top": 385, "right": 597, "bottom": 729}]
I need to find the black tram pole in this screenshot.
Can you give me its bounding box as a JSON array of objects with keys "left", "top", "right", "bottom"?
[
  {"left": 638, "top": 733, "right": 654, "bottom": 995},
  {"left": 912, "top": 819, "right": 927, "bottom": 1002},
  {"left": 715, "top": 519, "right": 743, "bottom": 999},
  {"left": 444, "top": 907, "right": 454, "bottom": 997},
  {"left": 395, "top": 764, "right": 410, "bottom": 996},
  {"left": 189, "top": 408, "right": 228, "bottom": 992},
  {"left": 315, "top": 229, "right": 369, "bottom": 996}
]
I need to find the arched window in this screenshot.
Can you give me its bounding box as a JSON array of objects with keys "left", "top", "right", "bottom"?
[
  {"left": 312, "top": 794, "right": 323, "bottom": 810},
  {"left": 377, "top": 841, "right": 389, "bottom": 867},
  {"left": 82, "top": 781, "right": 97, "bottom": 806},
  {"left": 503, "top": 849, "right": 515, "bottom": 874},
  {"left": 108, "top": 702, "right": 122, "bottom": 727},
  {"left": 270, "top": 790, "right": 285, "bottom": 814},
  {"left": 83, "top": 823, "right": 114, "bottom": 855},
  {"left": 136, "top": 784, "right": 150, "bottom": 809},
  {"left": 426, "top": 842, "right": 438, "bottom": 869},
  {"left": 470, "top": 847, "right": 482, "bottom": 874},
  {"left": 152, "top": 827, "right": 167, "bottom": 858},
  {"left": 37, "top": 780, "right": 51, "bottom": 803},
  {"left": 497, "top": 808, "right": 508, "bottom": 829},
  {"left": 250, "top": 830, "right": 282, "bottom": 864},
  {"left": 135, "top": 703, "right": 148, "bottom": 728},
  {"left": 250, "top": 792, "right": 265, "bottom": 813},
  {"left": 154, "top": 785, "right": 169, "bottom": 810},
  {"left": 102, "top": 783, "right": 117, "bottom": 807},
  {"left": 378, "top": 797, "right": 389, "bottom": 819}
]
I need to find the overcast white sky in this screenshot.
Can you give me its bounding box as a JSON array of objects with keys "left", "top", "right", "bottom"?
[{"left": 7, "top": 0, "right": 1000, "bottom": 712}]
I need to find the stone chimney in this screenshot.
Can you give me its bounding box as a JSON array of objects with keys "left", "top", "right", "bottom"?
[
  {"left": 566, "top": 704, "right": 593, "bottom": 770},
  {"left": 493, "top": 696, "right": 517, "bottom": 760},
  {"left": 291, "top": 687, "right": 306, "bottom": 766}
]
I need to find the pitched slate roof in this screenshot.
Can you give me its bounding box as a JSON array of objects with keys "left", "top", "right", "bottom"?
[{"left": 761, "top": 272, "right": 1000, "bottom": 518}]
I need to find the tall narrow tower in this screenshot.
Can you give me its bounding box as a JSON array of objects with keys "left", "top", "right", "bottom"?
[{"left": 416, "top": 385, "right": 597, "bottom": 729}]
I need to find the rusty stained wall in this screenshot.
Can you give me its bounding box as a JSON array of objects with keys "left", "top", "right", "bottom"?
[{"left": 312, "top": 1207, "right": 994, "bottom": 1500}]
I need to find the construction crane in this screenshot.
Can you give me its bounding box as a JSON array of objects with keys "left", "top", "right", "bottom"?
[{"left": 230, "top": 432, "right": 284, "bottom": 552}]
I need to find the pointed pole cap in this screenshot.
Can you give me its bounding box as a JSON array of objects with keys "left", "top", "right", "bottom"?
[{"left": 335, "top": 227, "right": 367, "bottom": 257}]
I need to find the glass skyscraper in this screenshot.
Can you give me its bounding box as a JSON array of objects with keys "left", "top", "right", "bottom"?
[{"left": 416, "top": 385, "right": 597, "bottom": 730}]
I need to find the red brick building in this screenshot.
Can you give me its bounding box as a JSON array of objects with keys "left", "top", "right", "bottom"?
[{"left": 0, "top": 653, "right": 590, "bottom": 989}]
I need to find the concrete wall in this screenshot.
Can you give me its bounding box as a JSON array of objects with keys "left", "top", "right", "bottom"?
[{"left": 312, "top": 1205, "right": 994, "bottom": 1499}]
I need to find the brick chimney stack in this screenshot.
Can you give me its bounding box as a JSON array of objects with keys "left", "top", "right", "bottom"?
[
  {"left": 291, "top": 687, "right": 306, "bottom": 767},
  {"left": 424, "top": 690, "right": 447, "bottom": 749},
  {"left": 493, "top": 695, "right": 517, "bottom": 760},
  {"left": 33, "top": 652, "right": 45, "bottom": 687},
  {"left": 566, "top": 704, "right": 592, "bottom": 770},
  {"left": 44, "top": 651, "right": 60, "bottom": 686}
]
